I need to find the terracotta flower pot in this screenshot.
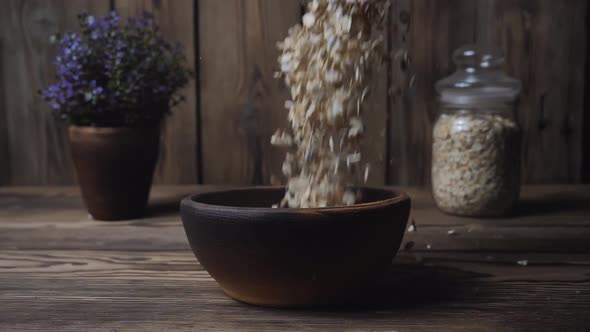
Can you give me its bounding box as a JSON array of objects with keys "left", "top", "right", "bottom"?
[{"left": 69, "top": 126, "right": 160, "bottom": 221}]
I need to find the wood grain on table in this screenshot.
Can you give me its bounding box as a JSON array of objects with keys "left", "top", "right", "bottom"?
[{"left": 1, "top": 186, "right": 589, "bottom": 331}]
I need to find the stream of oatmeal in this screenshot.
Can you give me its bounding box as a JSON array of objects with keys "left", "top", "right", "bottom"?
[{"left": 271, "top": 0, "right": 387, "bottom": 208}]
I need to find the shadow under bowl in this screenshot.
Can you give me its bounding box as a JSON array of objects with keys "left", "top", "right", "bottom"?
[{"left": 180, "top": 187, "right": 411, "bottom": 308}]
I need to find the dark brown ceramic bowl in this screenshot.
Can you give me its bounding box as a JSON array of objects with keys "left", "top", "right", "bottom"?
[{"left": 180, "top": 187, "right": 411, "bottom": 308}]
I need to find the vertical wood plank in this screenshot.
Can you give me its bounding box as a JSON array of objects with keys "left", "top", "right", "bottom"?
[
  {"left": 0, "top": 37, "right": 9, "bottom": 185},
  {"left": 114, "top": 0, "right": 198, "bottom": 184},
  {"left": 0, "top": 0, "right": 109, "bottom": 185},
  {"left": 387, "top": 0, "right": 411, "bottom": 185},
  {"left": 584, "top": 2, "right": 590, "bottom": 183},
  {"left": 388, "top": 0, "right": 477, "bottom": 185},
  {"left": 491, "top": 0, "right": 586, "bottom": 183},
  {"left": 359, "top": 5, "right": 392, "bottom": 186},
  {"left": 476, "top": 0, "right": 497, "bottom": 48},
  {"left": 361, "top": 31, "right": 388, "bottom": 186},
  {"left": 198, "top": 0, "right": 301, "bottom": 185}
]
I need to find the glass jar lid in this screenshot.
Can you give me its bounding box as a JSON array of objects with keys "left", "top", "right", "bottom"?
[{"left": 436, "top": 45, "right": 521, "bottom": 106}]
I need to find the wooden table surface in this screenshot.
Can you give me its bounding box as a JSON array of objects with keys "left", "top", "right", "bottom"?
[{"left": 1, "top": 186, "right": 589, "bottom": 332}]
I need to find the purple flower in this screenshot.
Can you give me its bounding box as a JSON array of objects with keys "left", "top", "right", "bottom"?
[
  {"left": 94, "top": 87, "right": 104, "bottom": 95},
  {"left": 41, "top": 11, "right": 192, "bottom": 127}
]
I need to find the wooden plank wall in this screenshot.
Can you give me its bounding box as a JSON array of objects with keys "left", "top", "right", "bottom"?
[
  {"left": 0, "top": 0, "right": 588, "bottom": 186},
  {"left": 0, "top": 0, "right": 110, "bottom": 185}
]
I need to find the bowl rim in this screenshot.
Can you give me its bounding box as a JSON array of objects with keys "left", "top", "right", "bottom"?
[{"left": 181, "top": 186, "right": 410, "bottom": 215}]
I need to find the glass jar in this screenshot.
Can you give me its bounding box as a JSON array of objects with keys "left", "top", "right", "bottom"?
[{"left": 432, "top": 46, "right": 522, "bottom": 217}]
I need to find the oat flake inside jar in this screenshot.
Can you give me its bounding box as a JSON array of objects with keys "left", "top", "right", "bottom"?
[{"left": 432, "top": 45, "right": 522, "bottom": 217}]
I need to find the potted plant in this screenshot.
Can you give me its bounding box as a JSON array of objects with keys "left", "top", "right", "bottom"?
[{"left": 41, "top": 12, "right": 191, "bottom": 221}]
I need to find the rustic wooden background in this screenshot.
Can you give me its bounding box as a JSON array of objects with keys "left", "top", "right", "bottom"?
[{"left": 0, "top": 0, "right": 588, "bottom": 186}]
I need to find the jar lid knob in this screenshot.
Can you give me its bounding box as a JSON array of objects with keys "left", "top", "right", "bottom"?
[{"left": 453, "top": 45, "right": 505, "bottom": 69}]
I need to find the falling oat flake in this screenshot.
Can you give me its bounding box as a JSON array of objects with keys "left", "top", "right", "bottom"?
[{"left": 272, "top": 0, "right": 388, "bottom": 208}]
